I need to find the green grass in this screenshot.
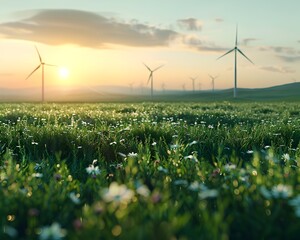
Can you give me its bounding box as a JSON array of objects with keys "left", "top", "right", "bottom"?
[{"left": 0, "top": 102, "right": 300, "bottom": 239}]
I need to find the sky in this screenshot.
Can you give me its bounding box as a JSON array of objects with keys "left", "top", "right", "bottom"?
[{"left": 0, "top": 0, "right": 299, "bottom": 92}]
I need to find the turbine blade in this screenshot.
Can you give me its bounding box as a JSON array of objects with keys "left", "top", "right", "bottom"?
[
  {"left": 147, "top": 73, "right": 152, "bottom": 84},
  {"left": 143, "top": 63, "right": 152, "bottom": 72},
  {"left": 153, "top": 64, "right": 164, "bottom": 72},
  {"left": 235, "top": 24, "right": 238, "bottom": 47},
  {"left": 208, "top": 74, "right": 213, "bottom": 79},
  {"left": 35, "top": 46, "right": 42, "bottom": 63},
  {"left": 25, "top": 64, "right": 41, "bottom": 80},
  {"left": 217, "top": 48, "right": 235, "bottom": 60},
  {"left": 237, "top": 48, "right": 254, "bottom": 64},
  {"left": 45, "top": 63, "right": 58, "bottom": 67}
]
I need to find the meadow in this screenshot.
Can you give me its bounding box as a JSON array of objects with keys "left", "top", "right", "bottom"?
[{"left": 0, "top": 102, "right": 300, "bottom": 239}]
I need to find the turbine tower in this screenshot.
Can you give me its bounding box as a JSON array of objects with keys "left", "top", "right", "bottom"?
[
  {"left": 143, "top": 63, "right": 164, "bottom": 99},
  {"left": 217, "top": 26, "right": 254, "bottom": 98},
  {"left": 190, "top": 76, "right": 198, "bottom": 92},
  {"left": 26, "top": 46, "right": 57, "bottom": 103},
  {"left": 209, "top": 75, "right": 218, "bottom": 92}
]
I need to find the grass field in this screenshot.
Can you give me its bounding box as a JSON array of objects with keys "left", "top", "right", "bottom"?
[{"left": 0, "top": 102, "right": 300, "bottom": 239}]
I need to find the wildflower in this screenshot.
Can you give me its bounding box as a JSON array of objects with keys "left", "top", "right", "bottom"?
[
  {"left": 247, "top": 150, "right": 254, "bottom": 154},
  {"left": 151, "top": 191, "right": 162, "bottom": 203},
  {"left": 188, "top": 181, "right": 202, "bottom": 191},
  {"left": 136, "top": 184, "right": 150, "bottom": 197},
  {"left": 157, "top": 166, "right": 168, "bottom": 174},
  {"left": 224, "top": 163, "right": 236, "bottom": 171},
  {"left": 39, "top": 222, "right": 66, "bottom": 240},
  {"left": 282, "top": 153, "right": 290, "bottom": 162},
  {"left": 110, "top": 141, "right": 117, "bottom": 145},
  {"left": 184, "top": 155, "right": 198, "bottom": 162},
  {"left": 289, "top": 195, "right": 300, "bottom": 217},
  {"left": 3, "top": 225, "right": 17, "bottom": 238},
  {"left": 170, "top": 144, "right": 179, "bottom": 150},
  {"left": 260, "top": 184, "right": 293, "bottom": 199},
  {"left": 199, "top": 188, "right": 218, "bottom": 199},
  {"left": 69, "top": 192, "right": 80, "bottom": 205},
  {"left": 86, "top": 162, "right": 101, "bottom": 176},
  {"left": 174, "top": 179, "right": 188, "bottom": 186},
  {"left": 128, "top": 152, "right": 138, "bottom": 158},
  {"left": 102, "top": 182, "right": 134, "bottom": 205},
  {"left": 271, "top": 184, "right": 293, "bottom": 199},
  {"left": 32, "top": 173, "right": 43, "bottom": 178},
  {"left": 152, "top": 142, "right": 157, "bottom": 146},
  {"left": 54, "top": 174, "right": 62, "bottom": 181}
]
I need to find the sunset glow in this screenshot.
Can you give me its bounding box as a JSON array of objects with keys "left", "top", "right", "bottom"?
[
  {"left": 0, "top": 0, "right": 299, "bottom": 95},
  {"left": 58, "top": 67, "right": 69, "bottom": 80}
]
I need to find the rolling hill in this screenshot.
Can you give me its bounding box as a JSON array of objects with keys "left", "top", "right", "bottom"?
[{"left": 0, "top": 82, "right": 299, "bottom": 102}]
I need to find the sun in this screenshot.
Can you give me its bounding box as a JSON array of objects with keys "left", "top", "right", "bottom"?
[{"left": 58, "top": 67, "right": 70, "bottom": 79}]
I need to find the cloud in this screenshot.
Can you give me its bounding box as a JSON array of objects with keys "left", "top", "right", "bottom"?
[
  {"left": 182, "top": 35, "right": 228, "bottom": 53},
  {"left": 0, "top": 9, "right": 179, "bottom": 48},
  {"left": 215, "top": 18, "right": 224, "bottom": 23},
  {"left": 242, "top": 38, "right": 259, "bottom": 46},
  {"left": 177, "top": 18, "right": 203, "bottom": 31},
  {"left": 260, "top": 66, "right": 295, "bottom": 73},
  {"left": 259, "top": 46, "right": 299, "bottom": 55},
  {"left": 277, "top": 55, "right": 300, "bottom": 63}
]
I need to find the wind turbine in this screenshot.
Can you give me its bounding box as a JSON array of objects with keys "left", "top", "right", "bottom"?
[
  {"left": 217, "top": 26, "right": 254, "bottom": 98},
  {"left": 198, "top": 81, "right": 202, "bottom": 91},
  {"left": 26, "top": 46, "right": 57, "bottom": 103},
  {"left": 209, "top": 75, "right": 218, "bottom": 92},
  {"left": 190, "top": 76, "right": 198, "bottom": 92},
  {"left": 143, "top": 63, "right": 164, "bottom": 99}
]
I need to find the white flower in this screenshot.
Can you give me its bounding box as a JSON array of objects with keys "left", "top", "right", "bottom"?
[
  {"left": 39, "top": 222, "right": 66, "bottom": 240},
  {"left": 271, "top": 184, "right": 293, "bottom": 199},
  {"left": 184, "top": 155, "right": 198, "bottom": 162},
  {"left": 282, "top": 153, "right": 290, "bottom": 161},
  {"left": 224, "top": 163, "right": 236, "bottom": 171},
  {"left": 69, "top": 192, "right": 80, "bottom": 205},
  {"left": 188, "top": 181, "right": 202, "bottom": 191},
  {"left": 157, "top": 166, "right": 168, "bottom": 174},
  {"left": 86, "top": 165, "right": 101, "bottom": 176},
  {"left": 261, "top": 184, "right": 293, "bottom": 199},
  {"left": 173, "top": 179, "right": 188, "bottom": 186},
  {"left": 102, "top": 182, "right": 134, "bottom": 205},
  {"left": 32, "top": 173, "right": 43, "bottom": 178},
  {"left": 128, "top": 152, "right": 138, "bottom": 157},
  {"left": 170, "top": 144, "right": 179, "bottom": 150},
  {"left": 289, "top": 195, "right": 300, "bottom": 217},
  {"left": 136, "top": 185, "right": 150, "bottom": 197},
  {"left": 199, "top": 189, "right": 218, "bottom": 199}
]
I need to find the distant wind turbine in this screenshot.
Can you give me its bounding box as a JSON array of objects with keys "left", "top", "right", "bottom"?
[
  {"left": 26, "top": 46, "right": 57, "bottom": 103},
  {"left": 209, "top": 75, "right": 218, "bottom": 92},
  {"left": 198, "top": 81, "right": 202, "bottom": 91},
  {"left": 143, "top": 63, "right": 164, "bottom": 99},
  {"left": 190, "top": 76, "right": 198, "bottom": 92},
  {"left": 161, "top": 82, "right": 166, "bottom": 92},
  {"left": 217, "top": 26, "right": 254, "bottom": 98}
]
